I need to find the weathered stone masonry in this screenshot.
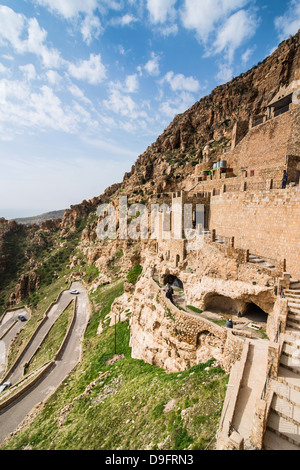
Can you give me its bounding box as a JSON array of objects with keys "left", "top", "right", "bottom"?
[{"left": 209, "top": 186, "right": 300, "bottom": 279}]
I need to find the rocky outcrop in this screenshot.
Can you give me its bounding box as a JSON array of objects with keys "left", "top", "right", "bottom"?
[
  {"left": 184, "top": 276, "right": 275, "bottom": 315},
  {"left": 53, "top": 32, "right": 300, "bottom": 232},
  {"left": 9, "top": 271, "right": 40, "bottom": 305},
  {"left": 40, "top": 219, "right": 61, "bottom": 232},
  {"left": 126, "top": 271, "right": 245, "bottom": 373}
]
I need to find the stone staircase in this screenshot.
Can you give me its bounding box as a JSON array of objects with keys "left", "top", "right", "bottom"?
[
  {"left": 263, "top": 280, "right": 300, "bottom": 450},
  {"left": 248, "top": 253, "right": 276, "bottom": 270}
]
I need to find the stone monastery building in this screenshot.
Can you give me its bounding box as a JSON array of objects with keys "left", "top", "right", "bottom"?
[{"left": 156, "top": 73, "right": 300, "bottom": 281}]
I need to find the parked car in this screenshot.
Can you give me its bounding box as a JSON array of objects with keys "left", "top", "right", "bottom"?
[
  {"left": 18, "top": 315, "right": 27, "bottom": 321},
  {"left": 0, "top": 382, "right": 11, "bottom": 394},
  {"left": 70, "top": 289, "right": 80, "bottom": 294}
]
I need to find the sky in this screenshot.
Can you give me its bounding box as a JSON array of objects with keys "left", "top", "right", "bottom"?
[{"left": 0, "top": 0, "right": 300, "bottom": 219}]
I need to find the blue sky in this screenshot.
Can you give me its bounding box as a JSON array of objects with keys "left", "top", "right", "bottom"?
[{"left": 0, "top": 0, "right": 300, "bottom": 219}]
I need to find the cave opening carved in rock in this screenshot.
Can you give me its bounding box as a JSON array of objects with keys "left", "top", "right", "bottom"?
[
  {"left": 243, "top": 302, "right": 268, "bottom": 323},
  {"left": 204, "top": 294, "right": 239, "bottom": 315},
  {"left": 163, "top": 274, "right": 183, "bottom": 289}
]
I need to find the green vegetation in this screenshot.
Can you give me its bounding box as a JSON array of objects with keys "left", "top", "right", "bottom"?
[
  {"left": 35, "top": 225, "right": 84, "bottom": 289},
  {"left": 0, "top": 215, "right": 89, "bottom": 316},
  {"left": 5, "top": 276, "right": 70, "bottom": 370},
  {"left": 25, "top": 300, "right": 75, "bottom": 376},
  {"left": 126, "top": 264, "right": 142, "bottom": 285},
  {"left": 0, "top": 228, "right": 33, "bottom": 313},
  {"left": 187, "top": 305, "right": 203, "bottom": 314},
  {"left": 1, "top": 281, "right": 227, "bottom": 450},
  {"left": 83, "top": 265, "right": 99, "bottom": 284},
  {"left": 2, "top": 216, "right": 90, "bottom": 368},
  {"left": 0, "top": 213, "right": 228, "bottom": 451}
]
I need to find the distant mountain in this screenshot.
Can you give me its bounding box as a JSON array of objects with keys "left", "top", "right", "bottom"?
[{"left": 13, "top": 209, "right": 65, "bottom": 226}]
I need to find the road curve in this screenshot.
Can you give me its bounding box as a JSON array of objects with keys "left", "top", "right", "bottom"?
[
  {"left": 0, "top": 281, "right": 90, "bottom": 445},
  {"left": 0, "top": 308, "right": 30, "bottom": 379},
  {"left": 7, "top": 289, "right": 76, "bottom": 386}
]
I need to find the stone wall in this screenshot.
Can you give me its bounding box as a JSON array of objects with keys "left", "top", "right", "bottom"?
[
  {"left": 129, "top": 276, "right": 246, "bottom": 374},
  {"left": 157, "top": 239, "right": 186, "bottom": 267},
  {"left": 226, "top": 108, "right": 300, "bottom": 172},
  {"left": 209, "top": 186, "right": 300, "bottom": 279}
]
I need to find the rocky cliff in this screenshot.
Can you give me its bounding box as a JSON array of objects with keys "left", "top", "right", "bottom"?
[
  {"left": 59, "top": 30, "right": 300, "bottom": 235},
  {"left": 1, "top": 31, "right": 300, "bottom": 311},
  {"left": 120, "top": 31, "right": 300, "bottom": 193}
]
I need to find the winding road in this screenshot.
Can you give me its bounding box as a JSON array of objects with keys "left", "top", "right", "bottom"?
[
  {"left": 0, "top": 307, "right": 30, "bottom": 379},
  {"left": 0, "top": 281, "right": 89, "bottom": 445}
]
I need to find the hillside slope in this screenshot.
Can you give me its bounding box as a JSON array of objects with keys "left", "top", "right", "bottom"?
[{"left": 0, "top": 31, "right": 299, "bottom": 451}]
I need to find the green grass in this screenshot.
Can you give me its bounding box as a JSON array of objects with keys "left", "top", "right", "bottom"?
[
  {"left": 187, "top": 305, "right": 203, "bottom": 314},
  {"left": 2, "top": 215, "right": 90, "bottom": 369},
  {"left": 126, "top": 264, "right": 142, "bottom": 285},
  {"left": 25, "top": 300, "right": 75, "bottom": 375},
  {"left": 83, "top": 265, "right": 99, "bottom": 284},
  {"left": 5, "top": 276, "right": 70, "bottom": 370},
  {"left": 1, "top": 282, "right": 228, "bottom": 451}
]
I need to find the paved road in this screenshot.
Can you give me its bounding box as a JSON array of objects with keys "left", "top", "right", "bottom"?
[
  {"left": 7, "top": 289, "right": 76, "bottom": 386},
  {"left": 0, "top": 308, "right": 29, "bottom": 379},
  {"left": 0, "top": 281, "right": 89, "bottom": 445}
]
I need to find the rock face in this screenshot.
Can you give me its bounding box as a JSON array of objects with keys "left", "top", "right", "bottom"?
[
  {"left": 121, "top": 31, "right": 300, "bottom": 192},
  {"left": 127, "top": 272, "right": 245, "bottom": 373},
  {"left": 9, "top": 271, "right": 40, "bottom": 305},
  {"left": 184, "top": 276, "right": 275, "bottom": 316},
  {"left": 40, "top": 219, "right": 61, "bottom": 232},
  {"left": 1, "top": 32, "right": 300, "bottom": 373}
]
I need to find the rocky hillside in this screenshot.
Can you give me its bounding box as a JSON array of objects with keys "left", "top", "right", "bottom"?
[
  {"left": 1, "top": 30, "right": 300, "bottom": 312},
  {"left": 63, "top": 30, "right": 300, "bottom": 232},
  {"left": 0, "top": 31, "right": 299, "bottom": 452},
  {"left": 13, "top": 210, "right": 65, "bottom": 226}
]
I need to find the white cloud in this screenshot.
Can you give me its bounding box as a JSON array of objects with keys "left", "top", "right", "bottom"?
[
  {"left": 0, "top": 6, "right": 63, "bottom": 69},
  {"left": 68, "top": 54, "right": 107, "bottom": 85},
  {"left": 162, "top": 71, "right": 200, "bottom": 93},
  {"left": 102, "top": 79, "right": 150, "bottom": 128},
  {"left": 212, "top": 9, "right": 257, "bottom": 62},
  {"left": 0, "top": 5, "right": 25, "bottom": 51},
  {"left": 125, "top": 74, "right": 139, "bottom": 93},
  {"left": 160, "top": 24, "right": 178, "bottom": 37},
  {"left": 25, "top": 18, "right": 63, "bottom": 68},
  {"left": 0, "top": 81, "right": 82, "bottom": 138},
  {"left": 103, "top": 87, "right": 138, "bottom": 117},
  {"left": 33, "top": 0, "right": 99, "bottom": 19},
  {"left": 147, "top": 0, "right": 177, "bottom": 24},
  {"left": 2, "top": 54, "right": 14, "bottom": 62},
  {"left": 0, "top": 62, "right": 10, "bottom": 77},
  {"left": 242, "top": 46, "right": 255, "bottom": 65},
  {"left": 181, "top": 0, "right": 250, "bottom": 43},
  {"left": 19, "top": 64, "right": 36, "bottom": 81},
  {"left": 159, "top": 91, "right": 196, "bottom": 118},
  {"left": 111, "top": 14, "right": 139, "bottom": 27},
  {"left": 274, "top": 0, "right": 300, "bottom": 41},
  {"left": 46, "top": 70, "right": 62, "bottom": 86},
  {"left": 69, "top": 83, "right": 92, "bottom": 106},
  {"left": 81, "top": 15, "right": 102, "bottom": 45},
  {"left": 215, "top": 63, "right": 234, "bottom": 84},
  {"left": 144, "top": 52, "right": 160, "bottom": 76}
]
